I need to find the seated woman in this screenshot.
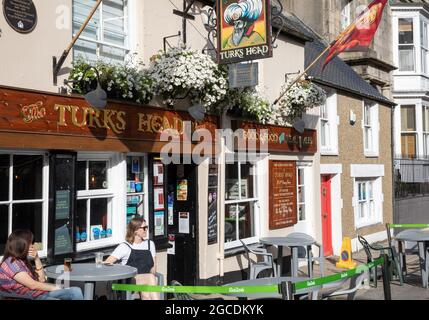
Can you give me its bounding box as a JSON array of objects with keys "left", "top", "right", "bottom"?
[
  {"left": 0, "top": 229, "right": 83, "bottom": 300},
  {"left": 105, "top": 217, "right": 159, "bottom": 300}
]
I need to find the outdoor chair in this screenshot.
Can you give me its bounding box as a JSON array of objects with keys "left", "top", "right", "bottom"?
[
  {"left": 321, "top": 271, "right": 369, "bottom": 300},
  {"left": 124, "top": 271, "right": 166, "bottom": 300},
  {"left": 357, "top": 235, "right": 403, "bottom": 287},
  {"left": 240, "top": 240, "right": 277, "bottom": 279},
  {"left": 170, "top": 280, "right": 225, "bottom": 300},
  {"left": 285, "top": 232, "right": 325, "bottom": 277},
  {"left": 389, "top": 226, "right": 420, "bottom": 276}
]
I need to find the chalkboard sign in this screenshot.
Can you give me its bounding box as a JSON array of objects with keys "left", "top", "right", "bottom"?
[
  {"left": 3, "top": 0, "right": 38, "bottom": 34},
  {"left": 54, "top": 224, "right": 73, "bottom": 255},
  {"left": 208, "top": 163, "right": 218, "bottom": 244},
  {"left": 269, "top": 160, "right": 297, "bottom": 229},
  {"left": 55, "top": 190, "right": 70, "bottom": 220}
]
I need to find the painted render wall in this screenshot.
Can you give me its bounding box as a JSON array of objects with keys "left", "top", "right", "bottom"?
[{"left": 321, "top": 93, "right": 393, "bottom": 248}]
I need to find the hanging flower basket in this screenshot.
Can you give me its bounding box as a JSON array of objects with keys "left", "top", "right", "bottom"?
[
  {"left": 148, "top": 46, "right": 228, "bottom": 110},
  {"left": 68, "top": 56, "right": 154, "bottom": 105},
  {"left": 271, "top": 79, "right": 327, "bottom": 126}
]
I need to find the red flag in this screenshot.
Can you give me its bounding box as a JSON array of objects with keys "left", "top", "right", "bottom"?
[{"left": 322, "top": 0, "right": 388, "bottom": 69}]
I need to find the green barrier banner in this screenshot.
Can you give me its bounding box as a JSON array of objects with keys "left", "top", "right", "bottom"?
[
  {"left": 111, "top": 284, "right": 279, "bottom": 294},
  {"left": 293, "top": 256, "right": 384, "bottom": 291},
  {"left": 112, "top": 256, "right": 385, "bottom": 295},
  {"left": 389, "top": 224, "right": 429, "bottom": 229}
]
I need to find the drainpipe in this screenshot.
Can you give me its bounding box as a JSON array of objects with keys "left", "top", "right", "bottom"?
[{"left": 391, "top": 104, "right": 397, "bottom": 225}]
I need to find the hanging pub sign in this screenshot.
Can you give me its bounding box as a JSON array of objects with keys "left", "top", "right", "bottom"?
[
  {"left": 269, "top": 160, "right": 297, "bottom": 229},
  {"left": 3, "top": 0, "right": 38, "bottom": 34},
  {"left": 217, "top": 0, "right": 273, "bottom": 65}
]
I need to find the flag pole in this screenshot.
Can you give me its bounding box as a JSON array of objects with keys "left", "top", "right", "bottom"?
[{"left": 273, "top": 45, "right": 331, "bottom": 106}]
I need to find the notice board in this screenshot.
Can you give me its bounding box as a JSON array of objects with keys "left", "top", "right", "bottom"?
[{"left": 269, "top": 161, "right": 297, "bottom": 229}]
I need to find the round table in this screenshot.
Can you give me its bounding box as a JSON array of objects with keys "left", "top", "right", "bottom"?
[
  {"left": 260, "top": 236, "right": 316, "bottom": 278},
  {"left": 395, "top": 229, "right": 429, "bottom": 288},
  {"left": 223, "top": 276, "right": 315, "bottom": 299},
  {"left": 45, "top": 263, "right": 137, "bottom": 300}
]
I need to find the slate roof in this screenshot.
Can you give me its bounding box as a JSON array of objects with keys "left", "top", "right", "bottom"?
[{"left": 276, "top": 11, "right": 395, "bottom": 106}]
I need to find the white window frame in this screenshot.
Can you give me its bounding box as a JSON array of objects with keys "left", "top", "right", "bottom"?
[
  {"left": 76, "top": 153, "right": 117, "bottom": 252},
  {"left": 0, "top": 151, "right": 49, "bottom": 258},
  {"left": 423, "top": 106, "right": 429, "bottom": 159},
  {"left": 362, "top": 101, "right": 379, "bottom": 157},
  {"left": 400, "top": 104, "right": 418, "bottom": 159},
  {"left": 421, "top": 19, "right": 428, "bottom": 74},
  {"left": 320, "top": 91, "right": 339, "bottom": 155},
  {"left": 398, "top": 17, "right": 416, "bottom": 72},
  {"left": 297, "top": 167, "right": 306, "bottom": 222},
  {"left": 353, "top": 178, "right": 383, "bottom": 229},
  {"left": 341, "top": 0, "right": 352, "bottom": 30},
  {"left": 73, "top": 0, "right": 130, "bottom": 62},
  {"left": 224, "top": 160, "right": 259, "bottom": 250}
]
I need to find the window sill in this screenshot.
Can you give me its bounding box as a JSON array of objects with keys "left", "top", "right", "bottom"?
[
  {"left": 224, "top": 241, "right": 263, "bottom": 258},
  {"left": 76, "top": 238, "right": 119, "bottom": 252},
  {"left": 364, "top": 151, "right": 379, "bottom": 158},
  {"left": 321, "top": 150, "right": 339, "bottom": 156},
  {"left": 355, "top": 221, "right": 383, "bottom": 230}
]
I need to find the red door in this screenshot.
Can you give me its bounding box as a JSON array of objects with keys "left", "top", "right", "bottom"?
[{"left": 321, "top": 175, "right": 333, "bottom": 256}]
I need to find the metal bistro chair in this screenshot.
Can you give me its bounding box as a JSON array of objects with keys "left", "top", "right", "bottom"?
[
  {"left": 240, "top": 240, "right": 277, "bottom": 279},
  {"left": 170, "top": 280, "right": 225, "bottom": 300},
  {"left": 390, "top": 227, "right": 420, "bottom": 277},
  {"left": 285, "top": 232, "right": 325, "bottom": 277},
  {"left": 358, "top": 235, "right": 403, "bottom": 287}
]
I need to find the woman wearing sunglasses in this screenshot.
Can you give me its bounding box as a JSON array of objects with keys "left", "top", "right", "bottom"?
[{"left": 105, "top": 217, "right": 159, "bottom": 300}]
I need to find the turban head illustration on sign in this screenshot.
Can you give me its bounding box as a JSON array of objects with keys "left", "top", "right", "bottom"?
[{"left": 222, "top": 0, "right": 266, "bottom": 49}]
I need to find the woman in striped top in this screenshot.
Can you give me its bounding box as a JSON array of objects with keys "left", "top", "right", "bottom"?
[{"left": 0, "top": 230, "right": 83, "bottom": 300}]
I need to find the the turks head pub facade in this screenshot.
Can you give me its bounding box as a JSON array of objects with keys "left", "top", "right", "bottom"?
[{"left": 0, "top": 0, "right": 393, "bottom": 285}]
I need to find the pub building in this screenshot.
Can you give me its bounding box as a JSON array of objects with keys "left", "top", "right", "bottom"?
[{"left": 0, "top": 85, "right": 320, "bottom": 285}]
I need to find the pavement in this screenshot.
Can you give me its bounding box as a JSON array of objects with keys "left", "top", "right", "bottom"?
[{"left": 301, "top": 242, "right": 429, "bottom": 300}]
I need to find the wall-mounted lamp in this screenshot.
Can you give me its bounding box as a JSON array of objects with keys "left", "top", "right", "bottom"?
[{"left": 64, "top": 66, "right": 107, "bottom": 109}]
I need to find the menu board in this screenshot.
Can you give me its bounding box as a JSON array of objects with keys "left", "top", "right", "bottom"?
[
  {"left": 269, "top": 161, "right": 297, "bottom": 229},
  {"left": 207, "top": 163, "right": 219, "bottom": 244}
]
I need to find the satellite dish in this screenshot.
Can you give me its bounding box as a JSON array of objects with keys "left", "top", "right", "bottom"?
[
  {"left": 188, "top": 105, "right": 205, "bottom": 122},
  {"left": 292, "top": 118, "right": 306, "bottom": 133},
  {"left": 84, "top": 82, "right": 107, "bottom": 109}
]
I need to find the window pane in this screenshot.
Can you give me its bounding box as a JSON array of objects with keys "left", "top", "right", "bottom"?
[
  {"left": 298, "top": 204, "right": 305, "bottom": 221},
  {"left": 364, "top": 104, "right": 371, "bottom": 126},
  {"left": 401, "top": 105, "right": 416, "bottom": 131},
  {"left": 399, "top": 46, "right": 415, "bottom": 71},
  {"left": 0, "top": 205, "right": 8, "bottom": 254},
  {"left": 225, "top": 163, "right": 239, "bottom": 200},
  {"left": 401, "top": 133, "right": 417, "bottom": 158},
  {"left": 399, "top": 18, "right": 414, "bottom": 44},
  {"left": 13, "top": 155, "right": 42, "bottom": 200},
  {"left": 365, "top": 127, "right": 372, "bottom": 150},
  {"left": 225, "top": 204, "right": 237, "bottom": 242},
  {"left": 12, "top": 203, "right": 42, "bottom": 244},
  {"left": 423, "top": 107, "right": 429, "bottom": 132},
  {"left": 240, "top": 163, "right": 254, "bottom": 199},
  {"left": 76, "top": 199, "right": 87, "bottom": 242},
  {"left": 321, "top": 121, "right": 329, "bottom": 147},
  {"left": 127, "top": 156, "right": 144, "bottom": 190},
  {"left": 422, "top": 48, "right": 428, "bottom": 74},
  {"left": 422, "top": 21, "right": 428, "bottom": 48},
  {"left": 89, "top": 161, "right": 108, "bottom": 190},
  {"left": 90, "top": 198, "right": 109, "bottom": 240},
  {"left": 0, "top": 155, "right": 9, "bottom": 201},
  {"left": 238, "top": 203, "right": 254, "bottom": 240},
  {"left": 76, "top": 161, "right": 86, "bottom": 191}
]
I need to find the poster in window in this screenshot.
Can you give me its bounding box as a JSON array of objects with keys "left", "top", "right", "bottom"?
[
  {"left": 168, "top": 192, "right": 174, "bottom": 225},
  {"left": 154, "top": 211, "right": 165, "bottom": 236},
  {"left": 226, "top": 179, "right": 248, "bottom": 199},
  {"left": 177, "top": 180, "right": 188, "bottom": 201},
  {"left": 208, "top": 163, "right": 218, "bottom": 244},
  {"left": 179, "top": 212, "right": 190, "bottom": 234},
  {"left": 269, "top": 160, "right": 297, "bottom": 229},
  {"left": 153, "top": 163, "right": 164, "bottom": 185},
  {"left": 132, "top": 157, "right": 140, "bottom": 173},
  {"left": 154, "top": 187, "right": 165, "bottom": 210}
]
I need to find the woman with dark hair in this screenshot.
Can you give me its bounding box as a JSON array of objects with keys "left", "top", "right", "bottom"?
[
  {"left": 0, "top": 229, "right": 83, "bottom": 300},
  {"left": 105, "top": 218, "right": 159, "bottom": 300}
]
